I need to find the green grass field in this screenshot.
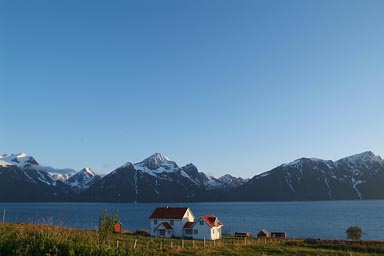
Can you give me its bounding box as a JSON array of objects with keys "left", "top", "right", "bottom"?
[{"left": 0, "top": 223, "right": 383, "bottom": 255}]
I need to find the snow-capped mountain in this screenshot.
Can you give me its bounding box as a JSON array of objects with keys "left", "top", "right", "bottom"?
[
  {"left": 0, "top": 153, "right": 56, "bottom": 186},
  {"left": 0, "top": 153, "right": 76, "bottom": 180},
  {"left": 0, "top": 153, "right": 96, "bottom": 201},
  {"left": 117, "top": 153, "right": 242, "bottom": 189},
  {"left": 1, "top": 151, "right": 383, "bottom": 202},
  {"left": 0, "top": 153, "right": 71, "bottom": 201},
  {"left": 65, "top": 167, "right": 101, "bottom": 192},
  {"left": 78, "top": 153, "right": 244, "bottom": 202},
  {"left": 134, "top": 153, "right": 178, "bottom": 173},
  {"left": 334, "top": 151, "right": 384, "bottom": 199},
  {"left": 218, "top": 174, "right": 249, "bottom": 189},
  {"left": 0, "top": 153, "right": 39, "bottom": 168},
  {"left": 237, "top": 151, "right": 384, "bottom": 201}
]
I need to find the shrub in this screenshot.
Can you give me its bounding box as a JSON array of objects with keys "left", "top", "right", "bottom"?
[
  {"left": 346, "top": 226, "right": 363, "bottom": 240},
  {"left": 98, "top": 208, "right": 119, "bottom": 242},
  {"left": 134, "top": 229, "right": 150, "bottom": 237}
]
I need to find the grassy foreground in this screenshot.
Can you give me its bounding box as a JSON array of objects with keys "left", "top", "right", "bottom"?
[{"left": 0, "top": 223, "right": 383, "bottom": 256}]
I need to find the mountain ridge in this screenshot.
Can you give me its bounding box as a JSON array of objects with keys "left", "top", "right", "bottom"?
[{"left": 0, "top": 151, "right": 383, "bottom": 202}]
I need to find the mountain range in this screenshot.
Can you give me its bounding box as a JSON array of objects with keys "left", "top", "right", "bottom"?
[{"left": 0, "top": 151, "right": 383, "bottom": 202}]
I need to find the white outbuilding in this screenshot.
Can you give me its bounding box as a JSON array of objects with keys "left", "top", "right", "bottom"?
[{"left": 191, "top": 215, "right": 223, "bottom": 240}]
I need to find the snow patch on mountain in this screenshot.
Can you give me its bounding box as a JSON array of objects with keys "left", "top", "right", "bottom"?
[
  {"left": 0, "top": 153, "right": 39, "bottom": 168},
  {"left": 202, "top": 174, "right": 222, "bottom": 189},
  {"left": 217, "top": 174, "right": 249, "bottom": 188},
  {"left": 270, "top": 151, "right": 384, "bottom": 199},
  {"left": 337, "top": 151, "right": 383, "bottom": 166},
  {"left": 133, "top": 153, "right": 178, "bottom": 176},
  {"left": 65, "top": 167, "right": 101, "bottom": 192},
  {"left": 0, "top": 153, "right": 76, "bottom": 179}
]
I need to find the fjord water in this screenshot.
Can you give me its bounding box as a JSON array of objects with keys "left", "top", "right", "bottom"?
[{"left": 1, "top": 201, "right": 383, "bottom": 240}]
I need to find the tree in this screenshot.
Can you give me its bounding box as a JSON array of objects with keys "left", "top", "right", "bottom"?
[
  {"left": 345, "top": 226, "right": 363, "bottom": 240},
  {"left": 98, "top": 208, "right": 119, "bottom": 242}
]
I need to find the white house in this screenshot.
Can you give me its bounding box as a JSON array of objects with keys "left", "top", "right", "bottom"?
[
  {"left": 149, "top": 207, "right": 223, "bottom": 240},
  {"left": 191, "top": 215, "right": 223, "bottom": 240},
  {"left": 149, "top": 207, "right": 195, "bottom": 238}
]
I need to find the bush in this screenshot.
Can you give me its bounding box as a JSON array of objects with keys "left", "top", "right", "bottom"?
[
  {"left": 134, "top": 229, "right": 150, "bottom": 237},
  {"left": 98, "top": 208, "right": 119, "bottom": 242},
  {"left": 346, "top": 226, "right": 363, "bottom": 240}
]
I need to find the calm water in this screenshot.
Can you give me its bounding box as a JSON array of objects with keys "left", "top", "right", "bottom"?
[{"left": 1, "top": 201, "right": 383, "bottom": 240}]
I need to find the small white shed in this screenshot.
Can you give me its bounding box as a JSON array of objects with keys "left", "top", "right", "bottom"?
[{"left": 191, "top": 215, "right": 223, "bottom": 240}]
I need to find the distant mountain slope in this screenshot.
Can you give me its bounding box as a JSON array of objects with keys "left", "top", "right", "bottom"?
[
  {"left": 0, "top": 153, "right": 76, "bottom": 176},
  {"left": 234, "top": 151, "right": 384, "bottom": 201},
  {"left": 0, "top": 153, "right": 98, "bottom": 201},
  {"left": 77, "top": 153, "right": 233, "bottom": 202},
  {"left": 65, "top": 168, "right": 102, "bottom": 192},
  {"left": 1, "top": 151, "right": 383, "bottom": 202},
  {"left": 0, "top": 164, "right": 71, "bottom": 201}
]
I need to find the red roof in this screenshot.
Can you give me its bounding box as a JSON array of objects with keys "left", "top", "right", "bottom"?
[
  {"left": 201, "top": 215, "right": 223, "bottom": 227},
  {"left": 159, "top": 222, "right": 173, "bottom": 230},
  {"left": 184, "top": 222, "right": 194, "bottom": 228},
  {"left": 149, "top": 207, "right": 189, "bottom": 219}
]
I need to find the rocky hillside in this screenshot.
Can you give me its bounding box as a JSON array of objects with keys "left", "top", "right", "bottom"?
[
  {"left": 0, "top": 151, "right": 383, "bottom": 202},
  {"left": 234, "top": 151, "right": 384, "bottom": 201}
]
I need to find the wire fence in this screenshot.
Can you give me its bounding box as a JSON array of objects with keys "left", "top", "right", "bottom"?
[{"left": 109, "top": 236, "right": 285, "bottom": 251}]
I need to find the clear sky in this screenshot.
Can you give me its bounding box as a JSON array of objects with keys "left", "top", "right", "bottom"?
[{"left": 1, "top": 0, "right": 383, "bottom": 178}]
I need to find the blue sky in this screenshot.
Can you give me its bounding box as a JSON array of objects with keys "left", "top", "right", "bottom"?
[{"left": 1, "top": 0, "right": 383, "bottom": 178}]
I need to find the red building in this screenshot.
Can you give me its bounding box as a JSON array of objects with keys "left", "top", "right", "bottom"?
[
  {"left": 113, "top": 222, "right": 122, "bottom": 234},
  {"left": 271, "top": 232, "right": 286, "bottom": 239},
  {"left": 235, "top": 232, "right": 251, "bottom": 238},
  {"left": 257, "top": 229, "right": 271, "bottom": 238}
]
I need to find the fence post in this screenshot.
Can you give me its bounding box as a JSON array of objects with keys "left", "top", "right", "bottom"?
[
  {"left": 160, "top": 242, "right": 162, "bottom": 250},
  {"left": 133, "top": 240, "right": 137, "bottom": 249},
  {"left": 204, "top": 238, "right": 206, "bottom": 247},
  {"left": 147, "top": 241, "right": 149, "bottom": 249},
  {"left": 193, "top": 240, "right": 195, "bottom": 248},
  {"left": 170, "top": 241, "right": 173, "bottom": 248},
  {"left": 213, "top": 239, "right": 216, "bottom": 247},
  {"left": 116, "top": 240, "right": 119, "bottom": 249},
  {"left": 245, "top": 237, "right": 247, "bottom": 246},
  {"left": 182, "top": 239, "right": 184, "bottom": 248},
  {"left": 2, "top": 209, "right": 5, "bottom": 223}
]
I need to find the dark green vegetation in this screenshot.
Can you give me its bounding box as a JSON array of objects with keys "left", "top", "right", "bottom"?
[
  {"left": 0, "top": 223, "right": 383, "bottom": 256},
  {"left": 346, "top": 226, "right": 364, "bottom": 240}
]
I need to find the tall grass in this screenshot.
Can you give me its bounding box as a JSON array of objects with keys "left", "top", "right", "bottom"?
[{"left": 0, "top": 223, "right": 382, "bottom": 256}]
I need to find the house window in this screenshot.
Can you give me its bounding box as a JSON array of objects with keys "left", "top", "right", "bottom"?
[
  {"left": 159, "top": 230, "right": 165, "bottom": 236},
  {"left": 185, "top": 229, "right": 192, "bottom": 235},
  {"left": 199, "top": 220, "right": 204, "bottom": 225},
  {"left": 154, "top": 220, "right": 157, "bottom": 225},
  {"left": 212, "top": 229, "right": 215, "bottom": 234},
  {"left": 194, "top": 229, "right": 198, "bottom": 234},
  {"left": 168, "top": 231, "right": 171, "bottom": 234},
  {"left": 170, "top": 220, "right": 174, "bottom": 225}
]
